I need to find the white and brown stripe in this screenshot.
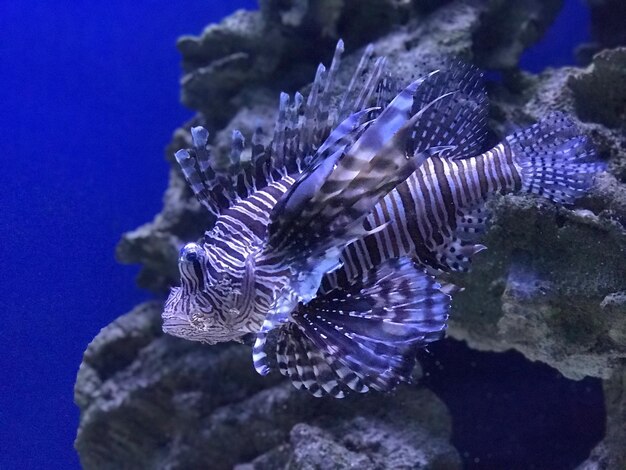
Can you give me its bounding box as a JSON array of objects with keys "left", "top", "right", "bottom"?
[{"left": 322, "top": 142, "right": 522, "bottom": 291}]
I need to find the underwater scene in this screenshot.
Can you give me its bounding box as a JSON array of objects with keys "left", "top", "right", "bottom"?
[{"left": 3, "top": 0, "right": 626, "bottom": 468}]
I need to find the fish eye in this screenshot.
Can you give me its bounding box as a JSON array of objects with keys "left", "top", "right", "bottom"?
[
  {"left": 179, "top": 243, "right": 203, "bottom": 263},
  {"left": 178, "top": 243, "right": 207, "bottom": 290}
]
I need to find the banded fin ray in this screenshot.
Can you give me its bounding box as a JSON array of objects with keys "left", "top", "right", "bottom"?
[
  {"left": 273, "top": 257, "right": 450, "bottom": 397},
  {"left": 174, "top": 40, "right": 393, "bottom": 219},
  {"left": 408, "top": 60, "right": 489, "bottom": 159},
  {"left": 265, "top": 71, "right": 458, "bottom": 282},
  {"left": 175, "top": 127, "right": 277, "bottom": 217},
  {"left": 277, "top": 324, "right": 349, "bottom": 398},
  {"left": 310, "top": 61, "right": 495, "bottom": 282}
]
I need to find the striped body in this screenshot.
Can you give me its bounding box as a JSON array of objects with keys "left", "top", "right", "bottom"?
[
  {"left": 165, "top": 141, "right": 520, "bottom": 342},
  {"left": 324, "top": 142, "right": 521, "bottom": 290}
]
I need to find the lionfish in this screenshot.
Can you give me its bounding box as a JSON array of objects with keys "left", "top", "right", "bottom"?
[{"left": 162, "top": 41, "right": 603, "bottom": 397}]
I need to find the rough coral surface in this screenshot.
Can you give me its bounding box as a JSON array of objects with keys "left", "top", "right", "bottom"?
[
  {"left": 456, "top": 48, "right": 626, "bottom": 382},
  {"left": 78, "top": 0, "right": 626, "bottom": 468},
  {"left": 75, "top": 303, "right": 460, "bottom": 469}
]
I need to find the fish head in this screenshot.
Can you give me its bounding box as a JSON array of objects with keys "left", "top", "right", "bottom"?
[{"left": 162, "top": 242, "right": 251, "bottom": 344}]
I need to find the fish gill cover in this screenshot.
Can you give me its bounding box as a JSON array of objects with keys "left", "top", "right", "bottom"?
[{"left": 75, "top": 1, "right": 626, "bottom": 469}]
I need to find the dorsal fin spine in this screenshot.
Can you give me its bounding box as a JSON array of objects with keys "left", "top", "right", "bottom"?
[
  {"left": 176, "top": 41, "right": 392, "bottom": 218},
  {"left": 339, "top": 43, "right": 374, "bottom": 118}
]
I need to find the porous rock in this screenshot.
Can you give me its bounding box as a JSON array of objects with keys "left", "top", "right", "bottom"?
[
  {"left": 75, "top": 303, "right": 459, "bottom": 469},
  {"left": 79, "top": 0, "right": 626, "bottom": 468},
  {"left": 446, "top": 48, "right": 626, "bottom": 381},
  {"left": 178, "top": 0, "right": 564, "bottom": 128},
  {"left": 177, "top": 0, "right": 414, "bottom": 129}
]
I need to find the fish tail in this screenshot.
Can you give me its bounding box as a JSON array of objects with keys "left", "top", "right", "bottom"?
[{"left": 507, "top": 112, "right": 606, "bottom": 204}]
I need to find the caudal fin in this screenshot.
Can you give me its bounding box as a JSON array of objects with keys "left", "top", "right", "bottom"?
[
  {"left": 273, "top": 257, "right": 450, "bottom": 398},
  {"left": 507, "top": 112, "right": 605, "bottom": 205}
]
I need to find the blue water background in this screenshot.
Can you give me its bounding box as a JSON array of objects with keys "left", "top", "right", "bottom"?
[{"left": 0, "top": 0, "right": 589, "bottom": 468}]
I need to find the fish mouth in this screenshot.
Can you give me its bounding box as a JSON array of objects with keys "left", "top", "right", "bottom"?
[
  {"left": 161, "top": 316, "right": 240, "bottom": 345},
  {"left": 161, "top": 316, "right": 201, "bottom": 340},
  {"left": 161, "top": 319, "right": 188, "bottom": 337}
]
